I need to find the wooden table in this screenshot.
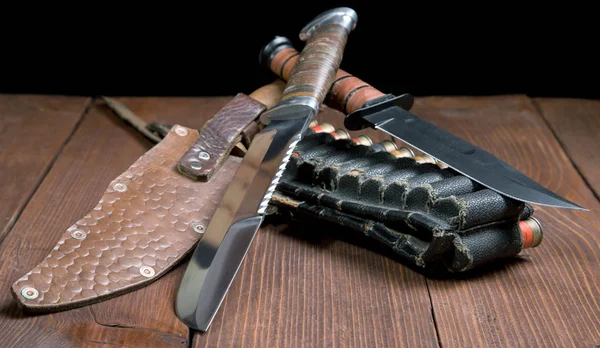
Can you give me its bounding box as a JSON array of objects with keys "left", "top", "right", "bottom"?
[{"left": 0, "top": 94, "right": 598, "bottom": 347}]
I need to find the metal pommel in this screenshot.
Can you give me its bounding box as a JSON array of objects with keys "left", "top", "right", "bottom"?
[{"left": 300, "top": 7, "right": 358, "bottom": 41}]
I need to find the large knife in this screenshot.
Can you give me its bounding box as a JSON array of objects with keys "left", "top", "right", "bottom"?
[
  {"left": 259, "top": 37, "right": 585, "bottom": 210},
  {"left": 176, "top": 7, "right": 358, "bottom": 332}
]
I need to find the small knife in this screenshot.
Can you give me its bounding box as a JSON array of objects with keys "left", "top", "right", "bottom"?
[
  {"left": 259, "top": 37, "right": 585, "bottom": 211},
  {"left": 176, "top": 7, "right": 358, "bottom": 332}
]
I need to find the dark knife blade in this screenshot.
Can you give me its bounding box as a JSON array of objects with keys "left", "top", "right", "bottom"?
[
  {"left": 346, "top": 98, "right": 585, "bottom": 210},
  {"left": 259, "top": 39, "right": 585, "bottom": 211},
  {"left": 176, "top": 7, "right": 358, "bottom": 332}
]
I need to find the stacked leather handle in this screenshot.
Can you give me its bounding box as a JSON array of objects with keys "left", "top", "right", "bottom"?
[
  {"left": 260, "top": 36, "right": 386, "bottom": 114},
  {"left": 278, "top": 23, "right": 351, "bottom": 107}
]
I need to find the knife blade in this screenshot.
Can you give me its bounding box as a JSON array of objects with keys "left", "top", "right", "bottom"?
[
  {"left": 175, "top": 7, "right": 358, "bottom": 332},
  {"left": 259, "top": 37, "right": 585, "bottom": 211}
]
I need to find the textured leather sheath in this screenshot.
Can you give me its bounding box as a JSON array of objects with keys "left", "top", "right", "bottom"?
[
  {"left": 11, "top": 124, "right": 243, "bottom": 312},
  {"left": 177, "top": 93, "right": 265, "bottom": 181}
]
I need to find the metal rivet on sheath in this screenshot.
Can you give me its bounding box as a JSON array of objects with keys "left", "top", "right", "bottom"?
[
  {"left": 113, "top": 182, "right": 127, "bottom": 192},
  {"left": 139, "top": 266, "right": 155, "bottom": 278},
  {"left": 70, "top": 229, "right": 86, "bottom": 240},
  {"left": 175, "top": 126, "right": 188, "bottom": 136},
  {"left": 21, "top": 287, "right": 39, "bottom": 300},
  {"left": 190, "top": 161, "right": 202, "bottom": 170},
  {"left": 192, "top": 222, "right": 206, "bottom": 234},
  {"left": 198, "top": 151, "right": 210, "bottom": 161}
]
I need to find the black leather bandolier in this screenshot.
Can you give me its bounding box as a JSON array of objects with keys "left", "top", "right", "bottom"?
[{"left": 264, "top": 127, "right": 539, "bottom": 275}]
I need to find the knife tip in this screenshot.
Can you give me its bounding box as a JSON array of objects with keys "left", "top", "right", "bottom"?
[
  {"left": 571, "top": 205, "right": 589, "bottom": 211},
  {"left": 554, "top": 197, "right": 587, "bottom": 211},
  {"left": 196, "top": 324, "right": 210, "bottom": 333},
  {"left": 176, "top": 315, "right": 212, "bottom": 333},
  {"left": 541, "top": 200, "right": 587, "bottom": 211},
  {"left": 189, "top": 318, "right": 213, "bottom": 333}
]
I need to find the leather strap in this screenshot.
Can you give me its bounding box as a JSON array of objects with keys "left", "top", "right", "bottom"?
[
  {"left": 11, "top": 125, "right": 242, "bottom": 312},
  {"left": 177, "top": 93, "right": 265, "bottom": 181},
  {"left": 240, "top": 121, "right": 261, "bottom": 148}
]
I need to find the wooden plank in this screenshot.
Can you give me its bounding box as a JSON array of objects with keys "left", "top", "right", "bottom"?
[
  {"left": 192, "top": 106, "right": 438, "bottom": 348},
  {"left": 3, "top": 93, "right": 597, "bottom": 347},
  {"left": 0, "top": 96, "right": 232, "bottom": 347},
  {"left": 533, "top": 97, "right": 600, "bottom": 197},
  {"left": 0, "top": 94, "right": 88, "bottom": 242},
  {"left": 406, "top": 95, "right": 600, "bottom": 347}
]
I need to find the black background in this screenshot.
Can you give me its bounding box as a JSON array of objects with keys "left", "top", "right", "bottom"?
[{"left": 2, "top": 3, "right": 598, "bottom": 99}]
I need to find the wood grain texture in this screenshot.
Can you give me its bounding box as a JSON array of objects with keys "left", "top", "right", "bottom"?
[
  {"left": 2, "top": 94, "right": 598, "bottom": 347},
  {"left": 533, "top": 98, "right": 600, "bottom": 197},
  {"left": 0, "top": 95, "right": 89, "bottom": 242},
  {"left": 192, "top": 226, "right": 437, "bottom": 348},
  {"left": 191, "top": 106, "right": 438, "bottom": 348},
  {"left": 406, "top": 95, "right": 599, "bottom": 347},
  {"left": 0, "top": 97, "right": 232, "bottom": 347}
]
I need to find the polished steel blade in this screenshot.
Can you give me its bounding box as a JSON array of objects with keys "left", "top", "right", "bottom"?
[
  {"left": 360, "top": 105, "right": 585, "bottom": 210},
  {"left": 176, "top": 105, "right": 314, "bottom": 332}
]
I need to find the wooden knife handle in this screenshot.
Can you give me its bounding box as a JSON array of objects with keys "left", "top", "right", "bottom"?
[
  {"left": 272, "top": 8, "right": 357, "bottom": 112},
  {"left": 261, "top": 36, "right": 385, "bottom": 114}
]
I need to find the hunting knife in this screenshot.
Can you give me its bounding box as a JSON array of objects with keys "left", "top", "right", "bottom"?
[
  {"left": 176, "top": 7, "right": 358, "bottom": 332},
  {"left": 259, "top": 37, "right": 586, "bottom": 211}
]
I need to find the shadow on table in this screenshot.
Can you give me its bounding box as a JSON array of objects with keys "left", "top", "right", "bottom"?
[{"left": 263, "top": 214, "right": 528, "bottom": 282}]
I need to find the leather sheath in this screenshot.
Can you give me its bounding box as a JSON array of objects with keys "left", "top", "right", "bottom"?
[
  {"left": 177, "top": 93, "right": 265, "bottom": 181},
  {"left": 11, "top": 121, "right": 244, "bottom": 312}
]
